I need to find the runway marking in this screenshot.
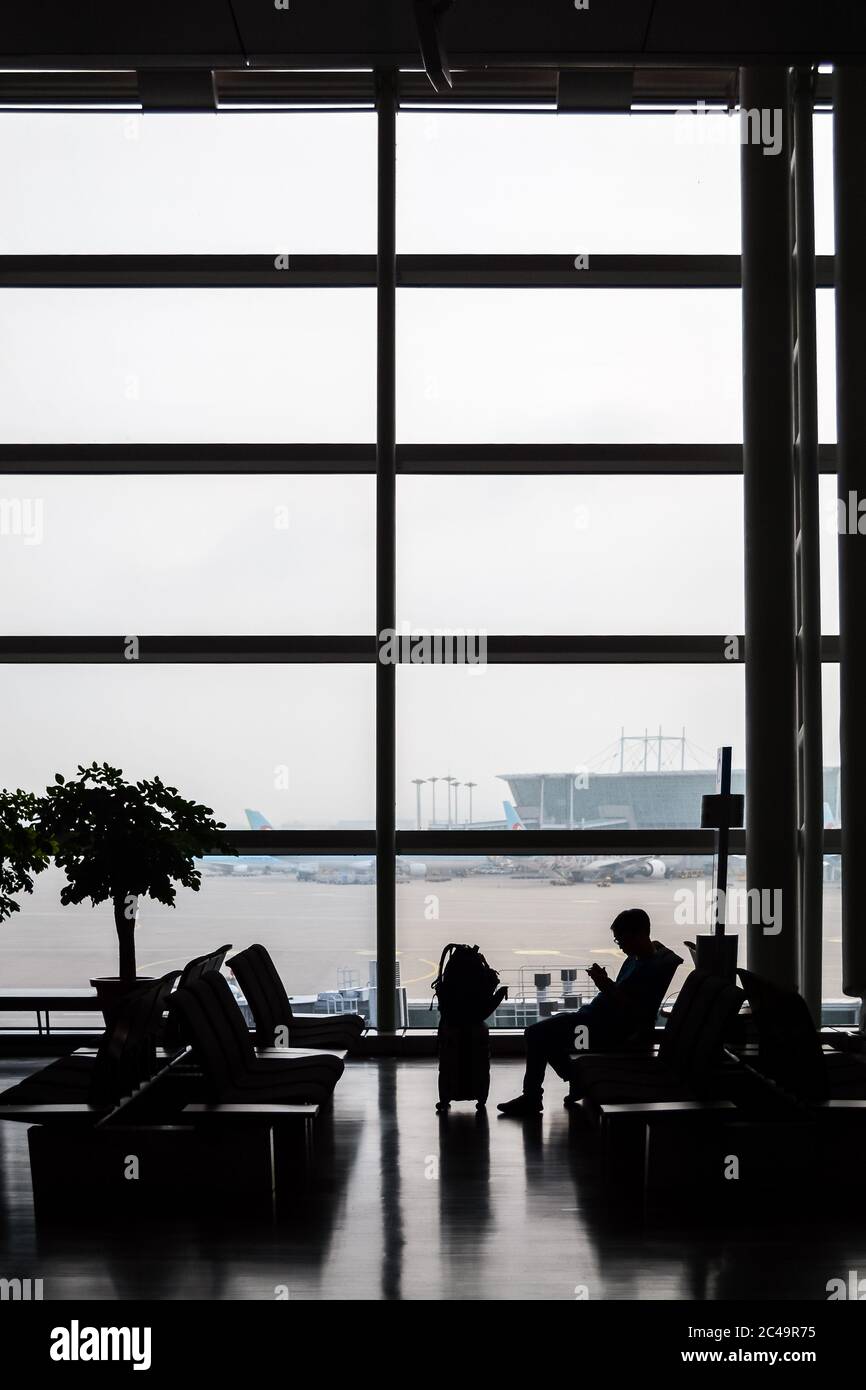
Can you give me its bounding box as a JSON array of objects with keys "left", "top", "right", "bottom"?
[
  {"left": 401, "top": 959, "right": 440, "bottom": 987},
  {"left": 513, "top": 949, "right": 561, "bottom": 955},
  {"left": 138, "top": 955, "right": 191, "bottom": 972}
]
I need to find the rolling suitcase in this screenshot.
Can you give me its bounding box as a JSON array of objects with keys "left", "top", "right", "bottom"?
[{"left": 437, "top": 1021, "right": 491, "bottom": 1111}]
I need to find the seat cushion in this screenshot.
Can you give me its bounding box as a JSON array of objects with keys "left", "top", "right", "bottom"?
[
  {"left": 222, "top": 1053, "right": 344, "bottom": 1105},
  {"left": 571, "top": 1054, "right": 696, "bottom": 1104}
]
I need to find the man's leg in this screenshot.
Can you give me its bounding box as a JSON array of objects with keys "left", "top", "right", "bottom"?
[{"left": 498, "top": 1013, "right": 581, "bottom": 1115}]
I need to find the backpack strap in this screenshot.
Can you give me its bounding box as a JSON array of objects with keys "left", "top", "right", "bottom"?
[{"left": 430, "top": 942, "right": 458, "bottom": 1009}]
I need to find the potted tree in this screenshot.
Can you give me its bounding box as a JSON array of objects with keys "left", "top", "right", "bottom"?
[
  {"left": 43, "top": 763, "right": 231, "bottom": 1015},
  {"left": 0, "top": 788, "right": 53, "bottom": 924}
]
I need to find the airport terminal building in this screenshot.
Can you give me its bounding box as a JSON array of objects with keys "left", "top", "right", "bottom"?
[{"left": 500, "top": 766, "right": 842, "bottom": 830}]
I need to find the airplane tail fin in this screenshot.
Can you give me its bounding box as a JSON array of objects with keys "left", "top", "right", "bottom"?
[
  {"left": 503, "top": 801, "right": 525, "bottom": 830},
  {"left": 245, "top": 808, "right": 274, "bottom": 831}
]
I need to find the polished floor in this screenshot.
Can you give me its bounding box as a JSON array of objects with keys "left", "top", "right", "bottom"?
[{"left": 1, "top": 1057, "right": 864, "bottom": 1301}]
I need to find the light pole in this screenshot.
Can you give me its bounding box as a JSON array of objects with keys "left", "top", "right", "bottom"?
[
  {"left": 428, "top": 776, "right": 439, "bottom": 827},
  {"left": 453, "top": 781, "right": 462, "bottom": 828},
  {"left": 465, "top": 781, "right": 477, "bottom": 825},
  {"left": 411, "top": 778, "right": 426, "bottom": 831},
  {"left": 444, "top": 776, "right": 455, "bottom": 829}
]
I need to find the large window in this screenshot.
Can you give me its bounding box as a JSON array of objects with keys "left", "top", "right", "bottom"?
[
  {"left": 0, "top": 112, "right": 377, "bottom": 253},
  {"left": 0, "top": 863, "right": 376, "bottom": 1025},
  {"left": 0, "top": 289, "right": 376, "bottom": 442},
  {"left": 397, "top": 664, "right": 746, "bottom": 829},
  {"left": 0, "top": 93, "right": 843, "bottom": 1017},
  {"left": 397, "top": 112, "right": 741, "bottom": 253},
  {"left": 0, "top": 664, "right": 375, "bottom": 831},
  {"left": 397, "top": 475, "right": 744, "bottom": 634},
  {"left": 397, "top": 289, "right": 742, "bottom": 443},
  {"left": 396, "top": 857, "right": 710, "bottom": 1028},
  {"left": 0, "top": 474, "right": 375, "bottom": 635}
]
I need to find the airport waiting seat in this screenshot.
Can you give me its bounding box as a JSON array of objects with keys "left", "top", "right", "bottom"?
[
  {"left": 160, "top": 942, "right": 232, "bottom": 1051},
  {"left": 0, "top": 971, "right": 182, "bottom": 1116},
  {"left": 569, "top": 969, "right": 746, "bottom": 1107},
  {"left": 169, "top": 970, "right": 345, "bottom": 1105},
  {"left": 178, "top": 943, "right": 233, "bottom": 986},
  {"left": 228, "top": 943, "right": 365, "bottom": 1052},
  {"left": 737, "top": 967, "right": 866, "bottom": 1104}
]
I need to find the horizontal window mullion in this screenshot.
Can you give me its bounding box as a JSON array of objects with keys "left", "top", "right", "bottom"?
[
  {"left": 0, "top": 444, "right": 839, "bottom": 474},
  {"left": 0, "top": 444, "right": 376, "bottom": 474},
  {"left": 400, "top": 255, "right": 746, "bottom": 288},
  {"left": 0, "top": 636, "right": 842, "bottom": 663},
  {"left": 0, "top": 254, "right": 836, "bottom": 290},
  {"left": 222, "top": 831, "right": 375, "bottom": 854},
  {"left": 0, "top": 255, "right": 376, "bottom": 289},
  {"left": 398, "top": 829, "right": 743, "bottom": 854},
  {"left": 457, "top": 636, "right": 746, "bottom": 663},
  {"left": 0, "top": 637, "right": 376, "bottom": 662}
]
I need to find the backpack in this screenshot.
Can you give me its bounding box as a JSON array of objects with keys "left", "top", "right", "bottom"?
[{"left": 431, "top": 943, "right": 507, "bottom": 1026}]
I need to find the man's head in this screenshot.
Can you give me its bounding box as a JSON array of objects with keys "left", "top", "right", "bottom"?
[{"left": 610, "top": 907, "right": 652, "bottom": 955}]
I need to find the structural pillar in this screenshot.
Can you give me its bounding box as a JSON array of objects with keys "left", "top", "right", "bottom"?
[
  {"left": 833, "top": 66, "right": 866, "bottom": 1013},
  {"left": 740, "top": 66, "right": 799, "bottom": 987},
  {"left": 791, "top": 67, "right": 823, "bottom": 1020},
  {"left": 375, "top": 69, "right": 398, "bottom": 1031}
]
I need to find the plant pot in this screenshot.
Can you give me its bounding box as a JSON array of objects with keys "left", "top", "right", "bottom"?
[{"left": 90, "top": 975, "right": 156, "bottom": 1025}]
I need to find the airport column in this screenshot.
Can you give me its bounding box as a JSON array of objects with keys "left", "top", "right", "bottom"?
[
  {"left": 833, "top": 67, "right": 866, "bottom": 1020},
  {"left": 791, "top": 68, "right": 823, "bottom": 1021},
  {"left": 740, "top": 67, "right": 798, "bottom": 988},
  {"left": 375, "top": 69, "right": 398, "bottom": 1032}
]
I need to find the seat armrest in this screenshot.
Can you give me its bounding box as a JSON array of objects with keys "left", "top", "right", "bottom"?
[
  {"left": 180, "top": 1102, "right": 319, "bottom": 1123},
  {"left": 599, "top": 1100, "right": 737, "bottom": 1120},
  {"left": 254, "top": 1047, "right": 347, "bottom": 1061},
  {"left": 0, "top": 1103, "right": 105, "bottom": 1125}
]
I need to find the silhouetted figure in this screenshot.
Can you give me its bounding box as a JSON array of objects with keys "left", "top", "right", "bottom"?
[
  {"left": 433, "top": 943, "right": 507, "bottom": 1111},
  {"left": 497, "top": 908, "right": 681, "bottom": 1116}
]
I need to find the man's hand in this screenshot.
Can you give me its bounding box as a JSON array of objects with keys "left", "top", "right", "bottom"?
[{"left": 586, "top": 962, "right": 612, "bottom": 991}]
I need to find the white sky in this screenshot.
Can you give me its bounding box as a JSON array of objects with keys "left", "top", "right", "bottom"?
[{"left": 0, "top": 111, "right": 841, "bottom": 827}]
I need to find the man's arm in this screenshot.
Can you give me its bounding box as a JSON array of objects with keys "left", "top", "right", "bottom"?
[
  {"left": 586, "top": 963, "right": 617, "bottom": 994},
  {"left": 586, "top": 963, "right": 639, "bottom": 1015}
]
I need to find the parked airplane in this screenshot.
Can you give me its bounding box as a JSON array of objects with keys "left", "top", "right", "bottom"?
[
  {"left": 204, "top": 807, "right": 524, "bottom": 882},
  {"left": 502, "top": 803, "right": 673, "bottom": 884}
]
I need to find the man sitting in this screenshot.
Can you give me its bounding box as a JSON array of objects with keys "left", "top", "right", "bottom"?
[{"left": 497, "top": 908, "right": 682, "bottom": 1116}]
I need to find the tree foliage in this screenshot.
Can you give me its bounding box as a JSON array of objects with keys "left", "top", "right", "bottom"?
[
  {"left": 0, "top": 789, "right": 52, "bottom": 923},
  {"left": 42, "top": 763, "right": 231, "bottom": 979}
]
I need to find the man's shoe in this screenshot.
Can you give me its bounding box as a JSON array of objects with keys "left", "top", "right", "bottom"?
[{"left": 497, "top": 1094, "right": 543, "bottom": 1116}]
